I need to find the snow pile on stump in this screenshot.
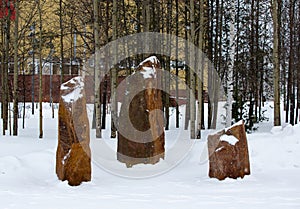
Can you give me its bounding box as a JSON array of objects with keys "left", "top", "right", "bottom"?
[
  {"left": 56, "top": 76, "right": 91, "bottom": 186},
  {"left": 117, "top": 56, "right": 165, "bottom": 167},
  {"left": 207, "top": 120, "right": 250, "bottom": 180}
]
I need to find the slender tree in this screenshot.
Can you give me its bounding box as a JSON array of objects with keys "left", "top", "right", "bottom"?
[
  {"left": 213, "top": 0, "right": 224, "bottom": 129},
  {"left": 175, "top": 0, "right": 179, "bottom": 129},
  {"left": 3, "top": 0, "right": 11, "bottom": 135},
  {"left": 22, "top": 33, "right": 25, "bottom": 129},
  {"left": 38, "top": 0, "right": 43, "bottom": 138},
  {"left": 189, "top": 0, "right": 196, "bottom": 139},
  {"left": 13, "top": 0, "right": 19, "bottom": 136},
  {"left": 272, "top": 0, "right": 281, "bottom": 126},
  {"left": 111, "top": 0, "right": 118, "bottom": 138},
  {"left": 59, "top": 0, "right": 64, "bottom": 83},
  {"left": 30, "top": 21, "right": 35, "bottom": 115},
  {"left": 94, "top": 0, "right": 101, "bottom": 138},
  {"left": 184, "top": 0, "right": 190, "bottom": 131},
  {"left": 101, "top": 0, "right": 108, "bottom": 130},
  {"left": 196, "top": 0, "right": 205, "bottom": 139},
  {"left": 296, "top": 3, "right": 300, "bottom": 124},
  {"left": 207, "top": 0, "right": 213, "bottom": 129},
  {"left": 1, "top": 15, "right": 4, "bottom": 129},
  {"left": 288, "top": 0, "right": 295, "bottom": 125},
  {"left": 165, "top": 0, "right": 172, "bottom": 131},
  {"left": 226, "top": 0, "right": 236, "bottom": 127}
]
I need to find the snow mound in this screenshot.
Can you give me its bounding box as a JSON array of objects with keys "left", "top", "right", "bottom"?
[{"left": 271, "top": 123, "right": 294, "bottom": 136}]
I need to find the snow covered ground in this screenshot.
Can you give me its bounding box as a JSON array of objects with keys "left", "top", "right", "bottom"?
[{"left": 0, "top": 102, "right": 300, "bottom": 209}]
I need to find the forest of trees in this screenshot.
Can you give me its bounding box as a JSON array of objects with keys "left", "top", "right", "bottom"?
[{"left": 0, "top": 0, "right": 299, "bottom": 138}]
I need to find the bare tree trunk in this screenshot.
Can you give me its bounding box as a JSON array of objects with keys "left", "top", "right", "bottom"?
[
  {"left": 1, "top": 17, "right": 4, "bottom": 123},
  {"left": 184, "top": 68, "right": 190, "bottom": 130},
  {"left": 175, "top": 0, "right": 179, "bottom": 129},
  {"left": 288, "top": 0, "right": 295, "bottom": 125},
  {"left": 207, "top": 0, "right": 213, "bottom": 129},
  {"left": 111, "top": 0, "right": 118, "bottom": 138},
  {"left": 248, "top": 0, "right": 255, "bottom": 130},
  {"left": 226, "top": 0, "right": 236, "bottom": 127},
  {"left": 184, "top": 0, "right": 190, "bottom": 130},
  {"left": 142, "top": 0, "right": 151, "bottom": 56},
  {"left": 134, "top": 0, "right": 142, "bottom": 63},
  {"left": 164, "top": 0, "right": 172, "bottom": 131},
  {"left": 197, "top": 0, "right": 205, "bottom": 139},
  {"left": 215, "top": 0, "right": 225, "bottom": 128},
  {"left": 143, "top": 0, "right": 151, "bottom": 32},
  {"left": 94, "top": 0, "right": 101, "bottom": 138},
  {"left": 59, "top": 0, "right": 64, "bottom": 83},
  {"left": 102, "top": 0, "right": 109, "bottom": 130},
  {"left": 8, "top": 89, "right": 11, "bottom": 135},
  {"left": 37, "top": 0, "right": 43, "bottom": 138},
  {"left": 1, "top": 19, "right": 4, "bottom": 126},
  {"left": 272, "top": 0, "right": 281, "bottom": 126},
  {"left": 254, "top": 0, "right": 260, "bottom": 123},
  {"left": 296, "top": 5, "right": 300, "bottom": 124},
  {"left": 210, "top": 0, "right": 219, "bottom": 130},
  {"left": 13, "top": 0, "right": 19, "bottom": 136},
  {"left": 296, "top": 65, "right": 300, "bottom": 124},
  {"left": 31, "top": 22, "right": 35, "bottom": 115},
  {"left": 121, "top": 0, "right": 132, "bottom": 74},
  {"left": 3, "top": 3, "right": 11, "bottom": 135},
  {"left": 189, "top": 0, "right": 196, "bottom": 139},
  {"left": 22, "top": 35, "right": 25, "bottom": 129},
  {"left": 259, "top": 12, "right": 268, "bottom": 120},
  {"left": 101, "top": 75, "right": 107, "bottom": 129},
  {"left": 233, "top": 0, "right": 240, "bottom": 122},
  {"left": 202, "top": 0, "right": 209, "bottom": 129}
]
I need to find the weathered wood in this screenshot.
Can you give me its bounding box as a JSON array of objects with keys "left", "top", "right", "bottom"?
[
  {"left": 208, "top": 121, "right": 250, "bottom": 180},
  {"left": 56, "top": 76, "right": 91, "bottom": 186},
  {"left": 117, "top": 56, "right": 165, "bottom": 167}
]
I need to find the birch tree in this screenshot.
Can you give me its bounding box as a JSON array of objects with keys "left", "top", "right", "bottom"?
[{"left": 226, "top": 0, "right": 236, "bottom": 127}]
